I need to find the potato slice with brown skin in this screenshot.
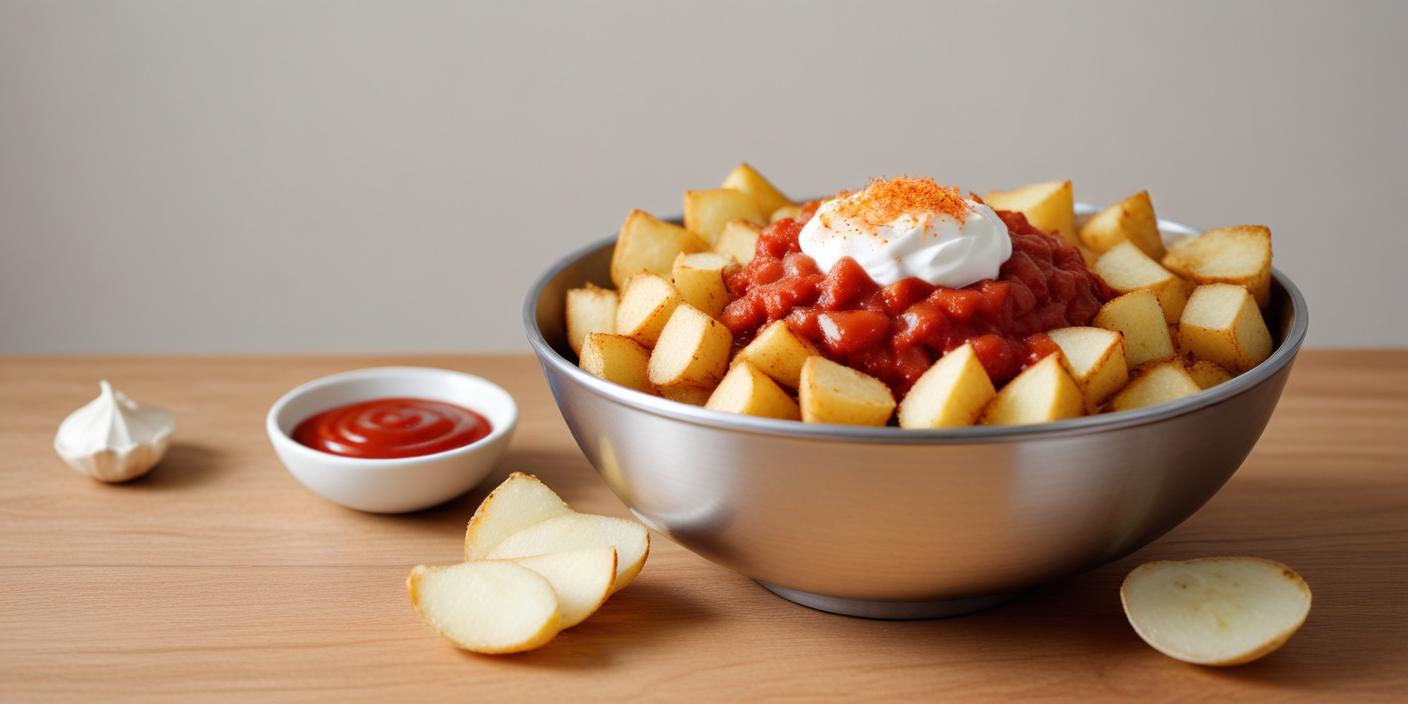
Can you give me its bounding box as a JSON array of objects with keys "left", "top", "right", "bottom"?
[
  {"left": 1093, "top": 242, "right": 1192, "bottom": 324},
  {"left": 1109, "top": 361, "right": 1202, "bottom": 412},
  {"left": 1187, "top": 360, "right": 1234, "bottom": 389},
  {"left": 897, "top": 343, "right": 995, "bottom": 428},
  {"left": 1122, "top": 557, "right": 1311, "bottom": 666},
  {"left": 1047, "top": 326, "right": 1129, "bottom": 412},
  {"left": 980, "top": 354, "right": 1084, "bottom": 426},
  {"left": 1079, "top": 190, "right": 1165, "bottom": 259},
  {"left": 1179, "top": 284, "right": 1273, "bottom": 373},
  {"left": 464, "top": 472, "right": 573, "bottom": 560},
  {"left": 714, "top": 220, "right": 761, "bottom": 265},
  {"left": 610, "top": 210, "right": 708, "bottom": 288},
  {"left": 984, "top": 180, "right": 1076, "bottom": 247},
  {"left": 671, "top": 251, "right": 731, "bottom": 319},
  {"left": 706, "top": 361, "right": 801, "bottom": 421},
  {"left": 615, "top": 274, "right": 681, "bottom": 347},
  {"left": 488, "top": 513, "right": 650, "bottom": 594},
  {"left": 1163, "top": 225, "right": 1273, "bottom": 307},
  {"left": 647, "top": 304, "right": 732, "bottom": 389},
  {"left": 722, "top": 163, "right": 793, "bottom": 218},
  {"left": 579, "top": 333, "right": 652, "bottom": 393},
  {"left": 565, "top": 284, "right": 617, "bottom": 357},
  {"left": 1093, "top": 290, "right": 1176, "bottom": 368},
  {"left": 407, "top": 561, "right": 561, "bottom": 654},
  {"left": 798, "top": 356, "right": 896, "bottom": 426},
  {"left": 733, "top": 320, "right": 821, "bottom": 389},
  {"left": 684, "top": 188, "right": 764, "bottom": 245}
]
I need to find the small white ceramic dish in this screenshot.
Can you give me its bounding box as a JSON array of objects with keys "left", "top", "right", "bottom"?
[{"left": 266, "top": 366, "right": 517, "bottom": 513}]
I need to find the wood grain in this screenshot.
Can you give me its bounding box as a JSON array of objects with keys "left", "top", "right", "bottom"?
[{"left": 1, "top": 351, "right": 1405, "bottom": 702}]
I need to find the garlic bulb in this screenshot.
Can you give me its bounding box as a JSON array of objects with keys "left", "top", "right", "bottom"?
[{"left": 54, "top": 381, "right": 175, "bottom": 482}]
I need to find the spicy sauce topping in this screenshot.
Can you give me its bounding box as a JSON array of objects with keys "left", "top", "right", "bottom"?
[{"left": 292, "top": 397, "right": 491, "bottom": 459}]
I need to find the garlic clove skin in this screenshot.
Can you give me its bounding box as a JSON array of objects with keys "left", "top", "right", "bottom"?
[{"left": 54, "top": 381, "right": 175, "bottom": 483}]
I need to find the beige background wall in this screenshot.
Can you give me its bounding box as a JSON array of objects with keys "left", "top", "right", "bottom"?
[{"left": 1, "top": 0, "right": 1403, "bottom": 353}]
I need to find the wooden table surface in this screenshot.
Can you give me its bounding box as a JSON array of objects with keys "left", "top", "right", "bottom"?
[{"left": 1, "top": 351, "right": 1405, "bottom": 702}]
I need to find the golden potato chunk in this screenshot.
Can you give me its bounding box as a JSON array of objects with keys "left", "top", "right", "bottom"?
[
  {"left": 984, "top": 180, "right": 1076, "bottom": 246},
  {"left": 1079, "top": 190, "right": 1166, "bottom": 259},
  {"left": 564, "top": 284, "right": 618, "bottom": 357},
  {"left": 683, "top": 188, "right": 764, "bottom": 245},
  {"left": 705, "top": 361, "right": 801, "bottom": 420},
  {"left": 671, "top": 251, "right": 731, "bottom": 319},
  {"left": 657, "top": 384, "right": 713, "bottom": 406},
  {"left": 798, "top": 356, "right": 896, "bottom": 426},
  {"left": 1178, "top": 284, "right": 1273, "bottom": 373},
  {"left": 578, "top": 333, "right": 651, "bottom": 393},
  {"left": 722, "top": 163, "right": 793, "bottom": 219},
  {"left": 897, "top": 343, "right": 995, "bottom": 429},
  {"left": 733, "top": 320, "right": 821, "bottom": 389},
  {"left": 1093, "top": 290, "right": 1176, "bottom": 368},
  {"left": 981, "top": 354, "right": 1084, "bottom": 426},
  {"left": 1047, "top": 326, "right": 1129, "bottom": 411},
  {"left": 1093, "top": 241, "right": 1192, "bottom": 324},
  {"left": 615, "top": 274, "right": 681, "bottom": 347},
  {"left": 714, "top": 220, "right": 761, "bottom": 265},
  {"left": 647, "top": 304, "right": 733, "bottom": 390},
  {"left": 1110, "top": 362, "right": 1202, "bottom": 412},
  {"left": 770, "top": 204, "right": 803, "bottom": 223},
  {"left": 610, "top": 210, "right": 708, "bottom": 289},
  {"left": 1187, "top": 360, "right": 1234, "bottom": 389},
  {"left": 1163, "top": 225, "right": 1273, "bottom": 307}
]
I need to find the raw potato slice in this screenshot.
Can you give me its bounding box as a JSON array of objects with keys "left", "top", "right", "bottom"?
[
  {"left": 1163, "top": 225, "right": 1273, "bottom": 307},
  {"left": 1121, "top": 557, "right": 1311, "bottom": 666},
  {"left": 406, "top": 561, "right": 561, "bottom": 654},
  {"left": 714, "top": 220, "right": 761, "bottom": 265},
  {"left": 984, "top": 180, "right": 1076, "bottom": 246},
  {"left": 615, "top": 274, "right": 681, "bottom": 347},
  {"left": 733, "top": 320, "right": 821, "bottom": 389},
  {"left": 897, "top": 343, "right": 995, "bottom": 428},
  {"left": 1187, "top": 360, "right": 1234, "bottom": 389},
  {"left": 512, "top": 548, "right": 617, "bottom": 629},
  {"left": 1047, "top": 326, "right": 1129, "bottom": 411},
  {"left": 981, "top": 354, "right": 1084, "bottom": 426},
  {"left": 488, "top": 513, "right": 650, "bottom": 594},
  {"left": 1093, "top": 242, "right": 1192, "bottom": 324},
  {"left": 706, "top": 361, "right": 801, "bottom": 420},
  {"left": 1093, "top": 290, "right": 1176, "bottom": 368},
  {"left": 647, "top": 304, "right": 733, "bottom": 389},
  {"left": 798, "top": 356, "right": 896, "bottom": 426},
  {"left": 672, "top": 251, "right": 732, "bottom": 319},
  {"left": 1109, "top": 361, "right": 1202, "bottom": 412},
  {"left": 722, "top": 163, "right": 793, "bottom": 218},
  {"left": 610, "top": 209, "right": 709, "bottom": 289},
  {"left": 465, "top": 472, "right": 574, "bottom": 560},
  {"left": 565, "top": 284, "right": 618, "bottom": 356},
  {"left": 579, "top": 333, "right": 652, "bottom": 393},
  {"left": 684, "top": 188, "right": 764, "bottom": 245},
  {"left": 1079, "top": 190, "right": 1166, "bottom": 259},
  {"left": 1179, "top": 284, "right": 1273, "bottom": 373}
]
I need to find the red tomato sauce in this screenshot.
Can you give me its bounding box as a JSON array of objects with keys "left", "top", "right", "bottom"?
[
  {"left": 292, "top": 398, "right": 491, "bottom": 459},
  {"left": 720, "top": 206, "right": 1113, "bottom": 392}
]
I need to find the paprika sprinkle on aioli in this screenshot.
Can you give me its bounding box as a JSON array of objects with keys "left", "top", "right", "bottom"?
[{"left": 829, "top": 177, "right": 970, "bottom": 228}]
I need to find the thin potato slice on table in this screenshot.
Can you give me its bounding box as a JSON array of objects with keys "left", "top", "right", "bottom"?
[
  {"left": 407, "top": 561, "right": 561, "bottom": 654},
  {"left": 671, "top": 251, "right": 732, "bottom": 319},
  {"left": 733, "top": 320, "right": 821, "bottom": 389},
  {"left": 610, "top": 210, "right": 708, "bottom": 288},
  {"left": 487, "top": 513, "right": 650, "bottom": 594},
  {"left": 464, "top": 471, "right": 573, "bottom": 560},
  {"left": 1093, "top": 290, "right": 1176, "bottom": 368},
  {"left": 722, "top": 162, "right": 793, "bottom": 219},
  {"left": 1079, "top": 190, "right": 1165, "bottom": 259},
  {"left": 511, "top": 548, "right": 617, "bottom": 629},
  {"left": 706, "top": 361, "right": 801, "bottom": 420},
  {"left": 615, "top": 274, "right": 681, "bottom": 347},
  {"left": 684, "top": 188, "right": 764, "bottom": 245},
  {"left": 1178, "top": 284, "right": 1273, "bottom": 373},
  {"left": 981, "top": 354, "right": 1084, "bottom": 426},
  {"left": 579, "top": 333, "right": 652, "bottom": 393},
  {"left": 1109, "top": 361, "right": 1202, "bottom": 412},
  {"left": 1047, "top": 326, "right": 1129, "bottom": 412},
  {"left": 1093, "top": 242, "right": 1192, "bottom": 324},
  {"left": 984, "top": 179, "right": 1076, "bottom": 247},
  {"left": 1187, "top": 360, "right": 1234, "bottom": 389},
  {"left": 565, "top": 284, "right": 617, "bottom": 356},
  {"left": 1163, "top": 225, "right": 1273, "bottom": 307},
  {"left": 647, "top": 304, "right": 733, "bottom": 390},
  {"left": 799, "top": 356, "right": 896, "bottom": 426},
  {"left": 714, "top": 220, "right": 761, "bottom": 265},
  {"left": 897, "top": 343, "right": 995, "bottom": 429}
]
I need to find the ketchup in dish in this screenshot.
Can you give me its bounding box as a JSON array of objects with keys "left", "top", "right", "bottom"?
[{"left": 291, "top": 398, "right": 491, "bottom": 459}]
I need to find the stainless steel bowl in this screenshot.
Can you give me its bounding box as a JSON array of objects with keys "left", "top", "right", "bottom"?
[{"left": 524, "top": 206, "right": 1308, "bottom": 618}]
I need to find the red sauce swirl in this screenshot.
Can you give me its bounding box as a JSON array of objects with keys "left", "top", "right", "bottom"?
[{"left": 292, "top": 397, "right": 491, "bottom": 459}]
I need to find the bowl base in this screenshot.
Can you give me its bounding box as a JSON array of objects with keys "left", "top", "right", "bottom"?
[{"left": 758, "top": 582, "right": 1016, "bottom": 620}]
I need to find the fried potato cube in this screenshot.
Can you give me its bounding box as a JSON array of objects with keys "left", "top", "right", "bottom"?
[
  {"left": 1093, "top": 241, "right": 1192, "bottom": 324},
  {"left": 705, "top": 361, "right": 801, "bottom": 420},
  {"left": 770, "top": 204, "right": 803, "bottom": 223},
  {"left": 1110, "top": 361, "right": 1202, "bottom": 412},
  {"left": 1079, "top": 190, "right": 1165, "bottom": 259},
  {"left": 1178, "top": 284, "right": 1273, "bottom": 373},
  {"left": 1163, "top": 225, "right": 1273, "bottom": 307},
  {"left": 714, "top": 220, "right": 761, "bottom": 265},
  {"left": 671, "top": 251, "right": 731, "bottom": 319},
  {"left": 1093, "top": 290, "right": 1176, "bottom": 368},
  {"left": 610, "top": 210, "right": 709, "bottom": 289},
  {"left": 984, "top": 180, "right": 1076, "bottom": 246},
  {"left": 722, "top": 163, "right": 793, "bottom": 219},
  {"left": 897, "top": 343, "right": 995, "bottom": 428},
  {"left": 684, "top": 188, "right": 764, "bottom": 245},
  {"left": 1047, "top": 326, "right": 1130, "bottom": 411},
  {"left": 647, "top": 304, "right": 733, "bottom": 389},
  {"left": 578, "top": 333, "right": 651, "bottom": 393},
  {"left": 615, "top": 274, "right": 681, "bottom": 347},
  {"left": 657, "top": 384, "right": 713, "bottom": 406},
  {"left": 565, "top": 284, "right": 618, "bottom": 356},
  {"left": 798, "top": 356, "right": 896, "bottom": 426},
  {"left": 981, "top": 354, "right": 1084, "bottom": 426},
  {"left": 733, "top": 320, "right": 821, "bottom": 389},
  {"left": 1187, "top": 360, "right": 1234, "bottom": 389}
]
